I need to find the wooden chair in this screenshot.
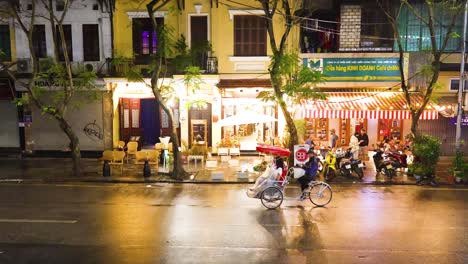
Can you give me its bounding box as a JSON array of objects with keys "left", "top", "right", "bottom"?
[
  {"left": 111, "top": 150, "right": 126, "bottom": 174},
  {"left": 135, "top": 151, "right": 148, "bottom": 164},
  {"left": 135, "top": 150, "right": 160, "bottom": 171},
  {"left": 116, "top": 141, "right": 126, "bottom": 150},
  {"left": 145, "top": 150, "right": 160, "bottom": 165},
  {"left": 155, "top": 143, "right": 164, "bottom": 151},
  {"left": 100, "top": 150, "right": 114, "bottom": 162},
  {"left": 126, "top": 141, "right": 138, "bottom": 163}
]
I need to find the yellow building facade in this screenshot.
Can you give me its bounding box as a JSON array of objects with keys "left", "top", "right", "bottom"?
[{"left": 108, "top": 0, "right": 295, "bottom": 150}]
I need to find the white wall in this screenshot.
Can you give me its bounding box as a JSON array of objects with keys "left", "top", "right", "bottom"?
[
  {"left": 15, "top": 0, "right": 112, "bottom": 62},
  {"left": 0, "top": 101, "right": 19, "bottom": 148},
  {"left": 31, "top": 95, "right": 105, "bottom": 151},
  {"left": 367, "top": 119, "right": 378, "bottom": 146}
]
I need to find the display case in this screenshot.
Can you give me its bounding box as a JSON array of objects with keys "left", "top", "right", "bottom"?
[
  {"left": 304, "top": 118, "right": 329, "bottom": 141},
  {"left": 378, "top": 119, "right": 403, "bottom": 142},
  {"left": 339, "top": 118, "right": 350, "bottom": 146}
]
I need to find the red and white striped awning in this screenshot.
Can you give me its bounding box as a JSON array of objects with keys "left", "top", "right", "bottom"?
[{"left": 299, "top": 92, "right": 439, "bottom": 120}]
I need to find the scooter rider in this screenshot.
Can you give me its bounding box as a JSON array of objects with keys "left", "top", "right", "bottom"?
[{"left": 298, "top": 149, "right": 320, "bottom": 201}]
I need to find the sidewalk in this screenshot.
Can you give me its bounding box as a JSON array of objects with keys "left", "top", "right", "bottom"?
[{"left": 0, "top": 156, "right": 462, "bottom": 186}]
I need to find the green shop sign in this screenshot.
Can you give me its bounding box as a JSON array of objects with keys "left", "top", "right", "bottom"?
[{"left": 303, "top": 58, "right": 401, "bottom": 82}]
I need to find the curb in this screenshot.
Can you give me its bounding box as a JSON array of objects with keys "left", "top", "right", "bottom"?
[{"left": 2, "top": 177, "right": 467, "bottom": 188}]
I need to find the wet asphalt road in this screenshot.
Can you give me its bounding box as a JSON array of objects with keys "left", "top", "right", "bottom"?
[{"left": 0, "top": 183, "right": 466, "bottom": 264}]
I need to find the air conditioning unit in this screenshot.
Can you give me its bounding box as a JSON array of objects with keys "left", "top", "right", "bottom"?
[{"left": 17, "top": 59, "right": 31, "bottom": 73}]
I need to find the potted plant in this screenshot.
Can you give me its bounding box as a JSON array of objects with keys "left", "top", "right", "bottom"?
[
  {"left": 217, "top": 135, "right": 239, "bottom": 148},
  {"left": 410, "top": 134, "right": 441, "bottom": 184},
  {"left": 452, "top": 150, "right": 465, "bottom": 183},
  {"left": 464, "top": 163, "right": 468, "bottom": 184}
]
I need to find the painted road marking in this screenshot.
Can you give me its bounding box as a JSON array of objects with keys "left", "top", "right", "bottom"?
[{"left": 0, "top": 219, "right": 77, "bottom": 224}]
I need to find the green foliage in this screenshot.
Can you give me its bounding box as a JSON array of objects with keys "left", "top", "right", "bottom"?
[
  {"left": 185, "top": 98, "right": 208, "bottom": 110},
  {"left": 174, "top": 34, "right": 189, "bottom": 55},
  {"left": 261, "top": 52, "right": 326, "bottom": 104},
  {"left": 409, "top": 134, "right": 441, "bottom": 177},
  {"left": 32, "top": 58, "right": 99, "bottom": 113},
  {"left": 294, "top": 119, "right": 306, "bottom": 142},
  {"left": 173, "top": 34, "right": 213, "bottom": 73},
  {"left": 156, "top": 24, "right": 175, "bottom": 59},
  {"left": 452, "top": 150, "right": 466, "bottom": 177},
  {"left": 188, "top": 144, "right": 208, "bottom": 156},
  {"left": 183, "top": 66, "right": 203, "bottom": 93}
]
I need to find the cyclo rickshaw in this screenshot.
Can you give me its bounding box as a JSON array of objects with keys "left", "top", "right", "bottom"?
[{"left": 247, "top": 144, "right": 333, "bottom": 209}]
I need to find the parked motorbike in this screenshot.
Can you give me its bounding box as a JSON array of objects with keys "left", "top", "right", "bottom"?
[
  {"left": 342, "top": 148, "right": 365, "bottom": 180},
  {"left": 373, "top": 149, "right": 397, "bottom": 179},
  {"left": 323, "top": 148, "right": 354, "bottom": 181},
  {"left": 385, "top": 150, "right": 412, "bottom": 172}
]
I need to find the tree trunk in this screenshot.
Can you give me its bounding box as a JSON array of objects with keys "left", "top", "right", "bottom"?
[
  {"left": 410, "top": 111, "right": 423, "bottom": 136},
  {"left": 159, "top": 101, "right": 188, "bottom": 180},
  {"left": 271, "top": 70, "right": 298, "bottom": 165},
  {"left": 57, "top": 116, "right": 81, "bottom": 176}
]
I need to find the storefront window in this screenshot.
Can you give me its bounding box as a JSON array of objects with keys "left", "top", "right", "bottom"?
[
  {"left": 378, "top": 119, "right": 403, "bottom": 142},
  {"left": 339, "top": 118, "right": 368, "bottom": 146},
  {"left": 305, "top": 118, "right": 329, "bottom": 142},
  {"left": 221, "top": 99, "right": 276, "bottom": 144}
]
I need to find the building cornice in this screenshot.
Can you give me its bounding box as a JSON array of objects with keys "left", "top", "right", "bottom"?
[{"left": 126, "top": 11, "right": 168, "bottom": 19}]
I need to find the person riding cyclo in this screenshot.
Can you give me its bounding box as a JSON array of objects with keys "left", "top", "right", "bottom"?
[{"left": 298, "top": 149, "right": 320, "bottom": 201}]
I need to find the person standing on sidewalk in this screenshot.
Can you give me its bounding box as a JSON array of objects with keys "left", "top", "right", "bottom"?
[
  {"left": 305, "top": 134, "right": 315, "bottom": 149},
  {"left": 329, "top": 129, "right": 339, "bottom": 149},
  {"left": 358, "top": 129, "right": 369, "bottom": 160},
  {"left": 349, "top": 132, "right": 360, "bottom": 160}
]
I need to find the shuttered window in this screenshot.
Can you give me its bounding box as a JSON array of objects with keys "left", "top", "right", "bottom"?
[
  {"left": 397, "top": 3, "right": 463, "bottom": 52},
  {"left": 234, "top": 15, "right": 267, "bottom": 56},
  {"left": 132, "top": 18, "right": 163, "bottom": 64},
  {"left": 83, "top": 24, "right": 100, "bottom": 61},
  {"left": 56, "top": 25, "right": 73, "bottom": 61},
  {"left": 0, "top": 25, "right": 11, "bottom": 61},
  {"left": 32, "top": 25, "right": 47, "bottom": 58}
]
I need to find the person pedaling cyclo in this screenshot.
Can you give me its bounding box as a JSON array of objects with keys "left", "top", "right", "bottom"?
[{"left": 297, "top": 149, "right": 320, "bottom": 201}]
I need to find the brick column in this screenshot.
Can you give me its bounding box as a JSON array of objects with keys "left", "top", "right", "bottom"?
[{"left": 339, "top": 5, "right": 361, "bottom": 51}]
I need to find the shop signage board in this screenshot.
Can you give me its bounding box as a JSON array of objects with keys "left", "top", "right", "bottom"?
[
  {"left": 294, "top": 144, "right": 311, "bottom": 166},
  {"left": 303, "top": 58, "right": 401, "bottom": 82},
  {"left": 450, "top": 116, "right": 468, "bottom": 126}
]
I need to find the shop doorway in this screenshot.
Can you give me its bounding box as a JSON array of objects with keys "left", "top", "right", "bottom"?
[
  {"left": 120, "top": 98, "right": 141, "bottom": 142},
  {"left": 188, "top": 103, "right": 212, "bottom": 147},
  {"left": 140, "top": 99, "right": 160, "bottom": 145}
]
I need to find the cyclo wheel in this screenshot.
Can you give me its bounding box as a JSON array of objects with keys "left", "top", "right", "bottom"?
[
  {"left": 261, "top": 187, "right": 283, "bottom": 209},
  {"left": 309, "top": 182, "right": 333, "bottom": 207}
]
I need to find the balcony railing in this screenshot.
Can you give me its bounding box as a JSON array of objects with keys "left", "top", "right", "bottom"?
[{"left": 107, "top": 56, "right": 218, "bottom": 77}]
